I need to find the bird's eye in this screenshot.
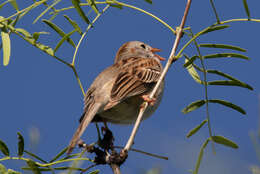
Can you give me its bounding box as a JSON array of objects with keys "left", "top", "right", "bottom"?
[{"left": 140, "top": 44, "right": 146, "bottom": 49}]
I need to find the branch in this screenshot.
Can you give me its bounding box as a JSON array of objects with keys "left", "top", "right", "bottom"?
[
  {"left": 124, "top": 0, "right": 193, "bottom": 151},
  {"left": 110, "top": 164, "right": 121, "bottom": 174}
]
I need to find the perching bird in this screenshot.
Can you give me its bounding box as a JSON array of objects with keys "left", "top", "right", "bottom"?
[{"left": 67, "top": 41, "right": 165, "bottom": 154}]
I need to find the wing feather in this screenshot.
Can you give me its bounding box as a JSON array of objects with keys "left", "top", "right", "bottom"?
[{"left": 109, "top": 57, "right": 162, "bottom": 105}]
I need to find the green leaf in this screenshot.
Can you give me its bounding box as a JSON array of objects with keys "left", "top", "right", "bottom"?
[
  {"left": 89, "top": 170, "right": 100, "bottom": 174},
  {"left": 16, "top": 28, "right": 35, "bottom": 44},
  {"left": 0, "top": 16, "right": 4, "bottom": 28},
  {"left": 32, "top": 32, "right": 49, "bottom": 42},
  {"left": 199, "top": 43, "right": 246, "bottom": 52},
  {"left": 60, "top": 153, "right": 80, "bottom": 160},
  {"left": 243, "top": 0, "right": 251, "bottom": 19},
  {"left": 17, "top": 132, "right": 24, "bottom": 157},
  {"left": 193, "top": 138, "right": 210, "bottom": 174},
  {"left": 49, "top": 12, "right": 58, "bottom": 21},
  {"left": 207, "top": 69, "right": 241, "bottom": 81},
  {"left": 16, "top": 28, "right": 32, "bottom": 38},
  {"left": 24, "top": 150, "right": 48, "bottom": 163},
  {"left": 144, "top": 0, "right": 152, "bottom": 4},
  {"left": 33, "top": 0, "right": 61, "bottom": 24},
  {"left": 0, "top": 140, "right": 9, "bottom": 156},
  {"left": 187, "top": 119, "right": 208, "bottom": 138},
  {"left": 63, "top": 15, "right": 83, "bottom": 35},
  {"left": 211, "top": 135, "right": 238, "bottom": 149},
  {"left": 10, "top": 15, "right": 20, "bottom": 27},
  {"left": 183, "top": 55, "right": 198, "bottom": 68},
  {"left": 182, "top": 100, "right": 206, "bottom": 114},
  {"left": 109, "top": 4, "right": 123, "bottom": 9},
  {"left": 22, "top": 166, "right": 84, "bottom": 172},
  {"left": 42, "top": 19, "right": 75, "bottom": 48},
  {"left": 208, "top": 80, "right": 253, "bottom": 90},
  {"left": 71, "top": 0, "right": 90, "bottom": 24},
  {"left": 0, "top": 163, "right": 7, "bottom": 173},
  {"left": 1, "top": 28, "right": 11, "bottom": 66},
  {"left": 10, "top": 0, "right": 19, "bottom": 11},
  {"left": 54, "top": 30, "right": 77, "bottom": 52},
  {"left": 15, "top": 28, "right": 54, "bottom": 56},
  {"left": 192, "top": 63, "right": 204, "bottom": 72},
  {"left": 21, "top": 167, "right": 52, "bottom": 172},
  {"left": 86, "top": 0, "right": 99, "bottom": 15},
  {"left": 207, "top": 69, "right": 254, "bottom": 91},
  {"left": 0, "top": 1, "right": 9, "bottom": 10},
  {"left": 204, "top": 53, "right": 250, "bottom": 60},
  {"left": 49, "top": 147, "right": 68, "bottom": 163},
  {"left": 201, "top": 25, "right": 230, "bottom": 35},
  {"left": 35, "top": 43, "right": 54, "bottom": 56},
  {"left": 184, "top": 56, "right": 203, "bottom": 84},
  {"left": 26, "top": 160, "right": 41, "bottom": 174},
  {"left": 7, "top": 169, "right": 21, "bottom": 174},
  {"left": 208, "top": 99, "right": 246, "bottom": 114}
]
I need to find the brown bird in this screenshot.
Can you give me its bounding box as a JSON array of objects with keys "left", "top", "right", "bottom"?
[{"left": 67, "top": 41, "right": 165, "bottom": 154}]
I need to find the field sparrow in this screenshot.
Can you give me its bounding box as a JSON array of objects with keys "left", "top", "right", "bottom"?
[{"left": 67, "top": 41, "right": 165, "bottom": 153}]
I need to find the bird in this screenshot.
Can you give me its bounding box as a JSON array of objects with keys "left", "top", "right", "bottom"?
[{"left": 67, "top": 41, "right": 165, "bottom": 154}]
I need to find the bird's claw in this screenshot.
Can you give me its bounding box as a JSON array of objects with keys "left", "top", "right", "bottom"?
[{"left": 141, "top": 95, "right": 156, "bottom": 106}]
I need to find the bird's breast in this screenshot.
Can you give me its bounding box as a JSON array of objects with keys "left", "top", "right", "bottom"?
[{"left": 97, "top": 81, "right": 164, "bottom": 124}]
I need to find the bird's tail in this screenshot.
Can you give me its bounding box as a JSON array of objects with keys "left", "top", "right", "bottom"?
[{"left": 67, "top": 102, "right": 102, "bottom": 154}]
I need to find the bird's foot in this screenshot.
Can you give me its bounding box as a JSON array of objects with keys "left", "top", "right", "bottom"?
[
  {"left": 141, "top": 95, "right": 156, "bottom": 106},
  {"left": 107, "top": 149, "right": 128, "bottom": 166}
]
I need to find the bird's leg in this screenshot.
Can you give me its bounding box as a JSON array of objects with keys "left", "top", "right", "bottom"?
[
  {"left": 100, "top": 124, "right": 114, "bottom": 151},
  {"left": 141, "top": 94, "right": 156, "bottom": 106},
  {"left": 102, "top": 121, "right": 109, "bottom": 133}
]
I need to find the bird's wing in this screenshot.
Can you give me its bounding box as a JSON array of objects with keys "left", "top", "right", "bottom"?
[{"left": 104, "top": 57, "right": 162, "bottom": 110}]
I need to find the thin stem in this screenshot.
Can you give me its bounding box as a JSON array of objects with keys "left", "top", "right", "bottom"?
[
  {"left": 53, "top": 55, "right": 72, "bottom": 67},
  {"left": 72, "top": 32, "right": 86, "bottom": 66},
  {"left": 81, "top": 164, "right": 97, "bottom": 174},
  {"left": 209, "top": 0, "right": 220, "bottom": 23},
  {"left": 219, "top": 18, "right": 260, "bottom": 24},
  {"left": 188, "top": 29, "right": 216, "bottom": 153},
  {"left": 0, "top": 0, "right": 48, "bottom": 23},
  {"left": 54, "top": 3, "right": 97, "bottom": 13},
  {"left": 0, "top": 156, "right": 93, "bottom": 167},
  {"left": 114, "top": 146, "right": 168, "bottom": 160},
  {"left": 124, "top": 0, "right": 192, "bottom": 151},
  {"left": 0, "top": 156, "right": 30, "bottom": 162},
  {"left": 110, "top": 164, "right": 121, "bottom": 174},
  {"left": 71, "top": 66, "right": 86, "bottom": 97},
  {"left": 40, "top": 158, "right": 93, "bottom": 167},
  {"left": 71, "top": 5, "right": 110, "bottom": 97},
  {"left": 71, "top": 5, "right": 110, "bottom": 66},
  {"left": 68, "top": 146, "right": 89, "bottom": 174}
]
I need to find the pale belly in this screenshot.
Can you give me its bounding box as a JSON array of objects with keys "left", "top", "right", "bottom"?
[{"left": 95, "top": 81, "right": 164, "bottom": 124}]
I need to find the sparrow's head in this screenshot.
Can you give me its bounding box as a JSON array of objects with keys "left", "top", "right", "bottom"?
[{"left": 114, "top": 41, "right": 165, "bottom": 63}]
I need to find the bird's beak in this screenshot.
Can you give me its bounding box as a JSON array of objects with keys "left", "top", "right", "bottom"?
[
  {"left": 151, "top": 48, "right": 161, "bottom": 53},
  {"left": 151, "top": 47, "right": 166, "bottom": 61}
]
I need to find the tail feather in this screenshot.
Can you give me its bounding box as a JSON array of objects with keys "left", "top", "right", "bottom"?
[{"left": 67, "top": 102, "right": 102, "bottom": 154}]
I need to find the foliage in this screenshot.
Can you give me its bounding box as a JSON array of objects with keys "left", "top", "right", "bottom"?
[
  {"left": 0, "top": 0, "right": 260, "bottom": 173},
  {"left": 0, "top": 132, "right": 97, "bottom": 173}
]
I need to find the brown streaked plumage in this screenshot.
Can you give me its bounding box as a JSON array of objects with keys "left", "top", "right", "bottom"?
[{"left": 67, "top": 41, "right": 165, "bottom": 154}]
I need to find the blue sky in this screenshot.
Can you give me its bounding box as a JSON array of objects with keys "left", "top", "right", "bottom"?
[{"left": 1, "top": 0, "right": 260, "bottom": 174}]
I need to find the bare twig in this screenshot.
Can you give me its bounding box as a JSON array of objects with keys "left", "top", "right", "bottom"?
[
  {"left": 124, "top": 0, "right": 193, "bottom": 151},
  {"left": 110, "top": 164, "right": 121, "bottom": 174},
  {"left": 114, "top": 146, "right": 168, "bottom": 160}
]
